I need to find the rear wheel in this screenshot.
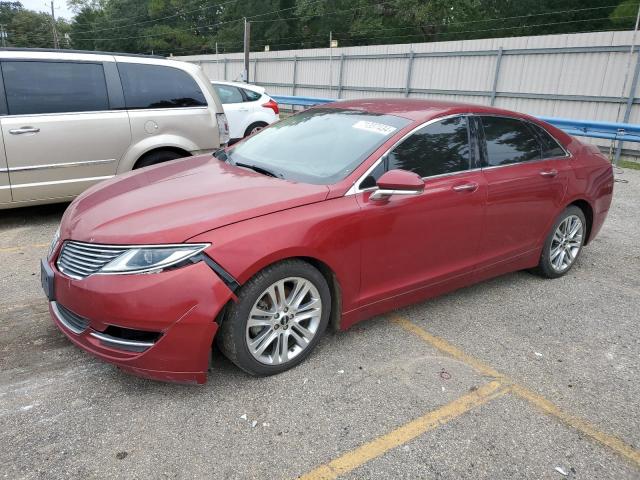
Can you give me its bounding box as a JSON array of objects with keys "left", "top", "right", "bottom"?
[
  {"left": 217, "top": 260, "right": 330, "bottom": 376},
  {"left": 244, "top": 122, "right": 268, "bottom": 138},
  {"left": 134, "top": 150, "right": 188, "bottom": 169},
  {"left": 533, "top": 205, "right": 586, "bottom": 279}
]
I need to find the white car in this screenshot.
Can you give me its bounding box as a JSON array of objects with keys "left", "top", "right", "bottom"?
[{"left": 211, "top": 81, "right": 279, "bottom": 142}]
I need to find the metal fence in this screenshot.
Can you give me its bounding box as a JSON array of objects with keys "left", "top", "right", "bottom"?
[{"left": 176, "top": 30, "right": 640, "bottom": 158}]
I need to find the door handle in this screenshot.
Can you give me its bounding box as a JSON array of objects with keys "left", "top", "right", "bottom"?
[
  {"left": 452, "top": 182, "right": 479, "bottom": 192},
  {"left": 9, "top": 127, "right": 40, "bottom": 135},
  {"left": 539, "top": 169, "right": 558, "bottom": 178}
]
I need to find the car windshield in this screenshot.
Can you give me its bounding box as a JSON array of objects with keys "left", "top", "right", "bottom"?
[{"left": 226, "top": 108, "right": 410, "bottom": 184}]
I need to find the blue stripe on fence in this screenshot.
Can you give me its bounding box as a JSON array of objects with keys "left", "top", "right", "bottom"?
[{"left": 271, "top": 95, "right": 639, "bottom": 143}]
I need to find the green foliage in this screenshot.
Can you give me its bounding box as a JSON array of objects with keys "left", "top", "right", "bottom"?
[
  {"left": 0, "top": 1, "right": 71, "bottom": 48},
  {"left": 2, "top": 0, "right": 637, "bottom": 54}
]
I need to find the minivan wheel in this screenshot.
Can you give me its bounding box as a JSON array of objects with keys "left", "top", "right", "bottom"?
[
  {"left": 217, "top": 260, "right": 330, "bottom": 376},
  {"left": 533, "top": 206, "right": 586, "bottom": 279},
  {"left": 134, "top": 150, "right": 188, "bottom": 169},
  {"left": 244, "top": 122, "right": 268, "bottom": 138}
]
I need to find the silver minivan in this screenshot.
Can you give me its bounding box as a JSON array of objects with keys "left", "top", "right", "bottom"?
[{"left": 0, "top": 49, "right": 229, "bottom": 209}]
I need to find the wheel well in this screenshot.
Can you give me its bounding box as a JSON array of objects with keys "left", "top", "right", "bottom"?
[
  {"left": 297, "top": 257, "right": 343, "bottom": 332},
  {"left": 215, "top": 256, "right": 343, "bottom": 331},
  {"left": 133, "top": 147, "right": 191, "bottom": 169},
  {"left": 569, "top": 199, "right": 593, "bottom": 244}
]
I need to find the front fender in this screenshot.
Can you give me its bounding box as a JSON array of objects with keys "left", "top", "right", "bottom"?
[
  {"left": 116, "top": 134, "right": 200, "bottom": 173},
  {"left": 188, "top": 196, "right": 363, "bottom": 313}
]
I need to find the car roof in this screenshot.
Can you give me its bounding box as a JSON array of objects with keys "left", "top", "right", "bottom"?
[
  {"left": 210, "top": 80, "right": 266, "bottom": 94},
  {"left": 322, "top": 98, "right": 529, "bottom": 122}
]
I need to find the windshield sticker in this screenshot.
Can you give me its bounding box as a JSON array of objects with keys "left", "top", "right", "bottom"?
[{"left": 352, "top": 120, "right": 398, "bottom": 136}]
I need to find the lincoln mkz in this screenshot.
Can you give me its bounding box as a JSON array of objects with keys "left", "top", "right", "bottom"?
[{"left": 42, "top": 99, "right": 614, "bottom": 383}]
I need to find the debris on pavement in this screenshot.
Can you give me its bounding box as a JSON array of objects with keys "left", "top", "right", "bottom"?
[{"left": 555, "top": 466, "right": 569, "bottom": 476}]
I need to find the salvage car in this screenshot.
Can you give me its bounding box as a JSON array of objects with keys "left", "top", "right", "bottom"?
[
  {"left": 0, "top": 48, "right": 229, "bottom": 210},
  {"left": 42, "top": 99, "right": 613, "bottom": 384}
]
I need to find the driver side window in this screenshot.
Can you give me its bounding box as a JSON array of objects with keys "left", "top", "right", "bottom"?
[{"left": 359, "top": 116, "right": 471, "bottom": 189}]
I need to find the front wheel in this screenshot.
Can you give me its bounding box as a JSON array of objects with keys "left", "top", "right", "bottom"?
[
  {"left": 533, "top": 205, "right": 586, "bottom": 279},
  {"left": 217, "top": 260, "right": 331, "bottom": 376}
]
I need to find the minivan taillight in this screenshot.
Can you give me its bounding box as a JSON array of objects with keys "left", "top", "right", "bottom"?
[
  {"left": 216, "top": 113, "right": 230, "bottom": 145},
  {"left": 262, "top": 99, "right": 279, "bottom": 115}
]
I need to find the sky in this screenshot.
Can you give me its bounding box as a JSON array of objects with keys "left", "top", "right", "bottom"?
[{"left": 19, "top": 0, "right": 75, "bottom": 20}]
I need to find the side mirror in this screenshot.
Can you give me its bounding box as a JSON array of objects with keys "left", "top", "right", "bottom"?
[{"left": 370, "top": 169, "right": 425, "bottom": 201}]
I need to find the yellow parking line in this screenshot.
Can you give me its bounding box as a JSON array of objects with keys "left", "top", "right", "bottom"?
[
  {"left": 299, "top": 380, "right": 507, "bottom": 480},
  {"left": 392, "top": 315, "right": 640, "bottom": 468},
  {"left": 0, "top": 243, "right": 48, "bottom": 253}
]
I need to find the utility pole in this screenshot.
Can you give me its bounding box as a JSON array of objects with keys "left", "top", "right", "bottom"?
[
  {"left": 243, "top": 17, "right": 250, "bottom": 83},
  {"left": 50, "top": 1, "right": 60, "bottom": 49},
  {"left": 329, "top": 31, "right": 333, "bottom": 94}
]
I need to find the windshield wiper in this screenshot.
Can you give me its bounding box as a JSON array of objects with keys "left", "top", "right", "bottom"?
[{"left": 234, "top": 161, "right": 282, "bottom": 178}]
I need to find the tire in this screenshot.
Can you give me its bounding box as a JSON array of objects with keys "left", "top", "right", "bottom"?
[
  {"left": 217, "top": 260, "right": 331, "bottom": 376},
  {"left": 533, "top": 205, "right": 586, "bottom": 279},
  {"left": 244, "top": 122, "right": 268, "bottom": 138},
  {"left": 134, "top": 150, "right": 188, "bottom": 169}
]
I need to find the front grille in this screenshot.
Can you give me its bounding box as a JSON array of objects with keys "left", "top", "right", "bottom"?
[
  {"left": 57, "top": 241, "right": 127, "bottom": 279},
  {"left": 53, "top": 302, "right": 90, "bottom": 334}
]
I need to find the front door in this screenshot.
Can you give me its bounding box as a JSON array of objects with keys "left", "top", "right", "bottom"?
[
  {"left": 356, "top": 115, "right": 486, "bottom": 307},
  {"left": 0, "top": 60, "right": 130, "bottom": 202}
]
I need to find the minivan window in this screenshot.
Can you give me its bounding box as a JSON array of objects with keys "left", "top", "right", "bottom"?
[
  {"left": 2, "top": 61, "right": 109, "bottom": 115},
  {"left": 481, "top": 116, "right": 542, "bottom": 166},
  {"left": 387, "top": 116, "right": 470, "bottom": 178},
  {"left": 118, "top": 63, "right": 207, "bottom": 109}
]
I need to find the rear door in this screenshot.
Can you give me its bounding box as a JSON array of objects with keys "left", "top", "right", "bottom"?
[
  {"left": 212, "top": 83, "right": 247, "bottom": 139},
  {"left": 477, "top": 115, "right": 566, "bottom": 268},
  {"left": 0, "top": 59, "right": 130, "bottom": 202}
]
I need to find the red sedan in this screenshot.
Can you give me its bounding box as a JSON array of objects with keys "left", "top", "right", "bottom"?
[{"left": 41, "top": 99, "right": 613, "bottom": 384}]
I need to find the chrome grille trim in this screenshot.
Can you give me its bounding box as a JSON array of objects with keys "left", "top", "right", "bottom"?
[
  {"left": 51, "top": 302, "right": 90, "bottom": 334},
  {"left": 57, "top": 241, "right": 127, "bottom": 279}
]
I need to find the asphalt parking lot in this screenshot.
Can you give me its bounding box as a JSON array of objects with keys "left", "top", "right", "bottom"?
[{"left": 1, "top": 168, "right": 639, "bottom": 479}]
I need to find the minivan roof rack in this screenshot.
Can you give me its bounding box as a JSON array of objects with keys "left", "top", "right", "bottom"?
[{"left": 0, "top": 48, "right": 165, "bottom": 59}]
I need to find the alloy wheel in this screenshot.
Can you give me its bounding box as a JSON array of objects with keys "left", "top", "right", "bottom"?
[
  {"left": 245, "top": 277, "right": 322, "bottom": 365},
  {"left": 550, "top": 214, "right": 584, "bottom": 272}
]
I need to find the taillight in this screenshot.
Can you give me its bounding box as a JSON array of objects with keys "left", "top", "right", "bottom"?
[
  {"left": 216, "top": 113, "right": 230, "bottom": 145},
  {"left": 262, "top": 99, "right": 279, "bottom": 115}
]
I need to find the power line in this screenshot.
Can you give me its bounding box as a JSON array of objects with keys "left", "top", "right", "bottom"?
[
  {"left": 71, "top": 0, "right": 242, "bottom": 35},
  {"left": 71, "top": 0, "right": 332, "bottom": 42}
]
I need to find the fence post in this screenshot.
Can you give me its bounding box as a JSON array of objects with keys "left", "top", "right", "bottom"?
[
  {"left": 490, "top": 47, "right": 503, "bottom": 106},
  {"left": 223, "top": 58, "right": 228, "bottom": 81},
  {"left": 292, "top": 55, "right": 298, "bottom": 96},
  {"left": 614, "top": 48, "right": 640, "bottom": 165},
  {"left": 337, "top": 53, "right": 345, "bottom": 99},
  {"left": 253, "top": 58, "right": 258, "bottom": 83},
  {"left": 404, "top": 51, "right": 415, "bottom": 97}
]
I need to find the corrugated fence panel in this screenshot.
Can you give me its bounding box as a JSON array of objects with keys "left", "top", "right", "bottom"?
[{"left": 176, "top": 30, "right": 640, "bottom": 153}]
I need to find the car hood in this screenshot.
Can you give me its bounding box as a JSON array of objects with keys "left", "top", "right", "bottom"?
[{"left": 60, "top": 155, "right": 330, "bottom": 244}]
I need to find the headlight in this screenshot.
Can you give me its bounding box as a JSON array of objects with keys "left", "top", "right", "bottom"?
[
  {"left": 48, "top": 227, "right": 60, "bottom": 259},
  {"left": 100, "top": 244, "right": 209, "bottom": 274}
]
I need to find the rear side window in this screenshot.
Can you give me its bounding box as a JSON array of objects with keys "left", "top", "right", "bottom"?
[
  {"left": 528, "top": 122, "right": 567, "bottom": 158},
  {"left": 118, "top": 63, "right": 206, "bottom": 109},
  {"left": 213, "top": 84, "right": 243, "bottom": 104},
  {"left": 2, "top": 61, "right": 109, "bottom": 115},
  {"left": 243, "top": 89, "right": 261, "bottom": 102},
  {"left": 387, "top": 116, "right": 470, "bottom": 178},
  {"left": 481, "top": 116, "right": 541, "bottom": 166}
]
